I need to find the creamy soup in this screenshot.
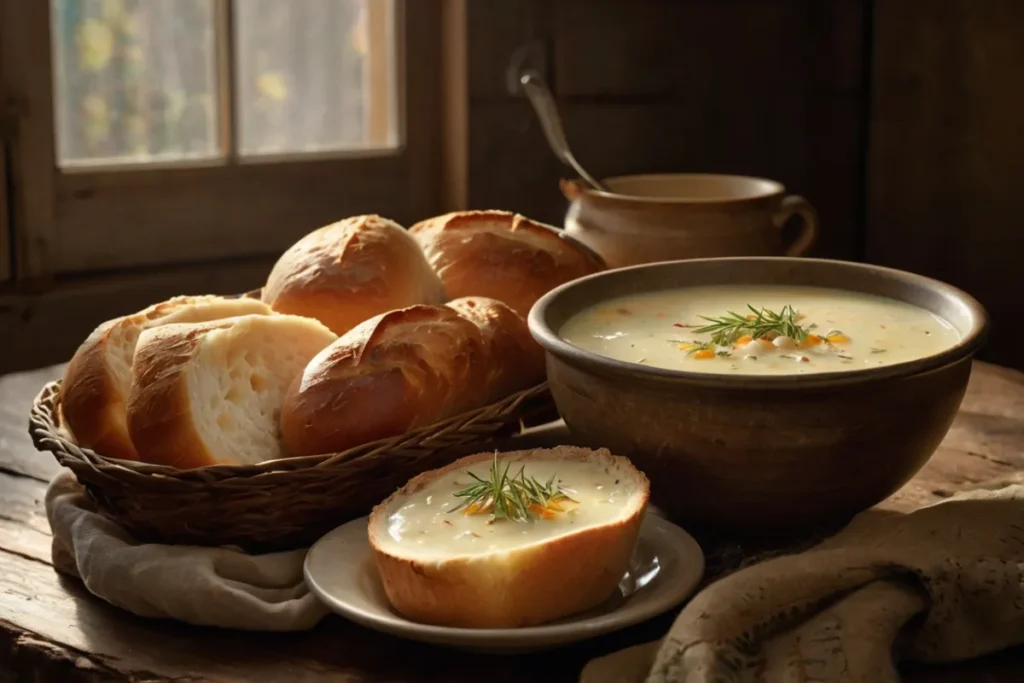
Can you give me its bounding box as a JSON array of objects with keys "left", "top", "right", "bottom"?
[
  {"left": 558, "top": 285, "right": 960, "bottom": 376},
  {"left": 373, "top": 456, "right": 638, "bottom": 559}
]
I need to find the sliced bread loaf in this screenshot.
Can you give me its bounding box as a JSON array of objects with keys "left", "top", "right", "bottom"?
[
  {"left": 126, "top": 314, "right": 336, "bottom": 469},
  {"left": 60, "top": 295, "right": 273, "bottom": 460}
]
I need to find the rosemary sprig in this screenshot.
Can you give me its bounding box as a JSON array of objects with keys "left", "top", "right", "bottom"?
[
  {"left": 693, "top": 304, "right": 811, "bottom": 346},
  {"left": 449, "top": 452, "right": 574, "bottom": 522}
]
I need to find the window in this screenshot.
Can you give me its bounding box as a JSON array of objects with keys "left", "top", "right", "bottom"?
[
  {"left": 1, "top": 0, "right": 441, "bottom": 279},
  {"left": 0, "top": 132, "right": 9, "bottom": 283}
]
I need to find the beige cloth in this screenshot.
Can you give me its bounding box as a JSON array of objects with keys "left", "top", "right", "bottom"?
[
  {"left": 582, "top": 482, "right": 1024, "bottom": 683},
  {"left": 45, "top": 469, "right": 329, "bottom": 631}
]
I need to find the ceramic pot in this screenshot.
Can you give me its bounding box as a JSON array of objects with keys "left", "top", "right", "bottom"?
[
  {"left": 529, "top": 257, "right": 989, "bottom": 535},
  {"left": 562, "top": 174, "right": 819, "bottom": 269}
]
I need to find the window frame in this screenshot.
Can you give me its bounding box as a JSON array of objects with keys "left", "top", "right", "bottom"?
[
  {"left": 0, "top": 134, "right": 9, "bottom": 282},
  {"left": 0, "top": 0, "right": 442, "bottom": 280}
]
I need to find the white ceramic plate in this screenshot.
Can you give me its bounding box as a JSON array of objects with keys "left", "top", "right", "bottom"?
[{"left": 304, "top": 513, "right": 705, "bottom": 653}]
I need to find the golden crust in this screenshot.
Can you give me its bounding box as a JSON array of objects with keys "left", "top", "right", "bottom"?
[
  {"left": 280, "top": 304, "right": 490, "bottom": 457},
  {"left": 60, "top": 295, "right": 270, "bottom": 461},
  {"left": 444, "top": 297, "right": 545, "bottom": 402},
  {"left": 367, "top": 446, "right": 650, "bottom": 628},
  {"left": 263, "top": 215, "right": 445, "bottom": 335},
  {"left": 125, "top": 315, "right": 336, "bottom": 469},
  {"left": 60, "top": 320, "right": 133, "bottom": 458},
  {"left": 124, "top": 321, "right": 229, "bottom": 469},
  {"left": 409, "top": 210, "right": 605, "bottom": 318},
  {"left": 280, "top": 296, "right": 546, "bottom": 457}
]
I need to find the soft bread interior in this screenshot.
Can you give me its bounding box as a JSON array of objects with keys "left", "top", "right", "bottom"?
[
  {"left": 105, "top": 296, "right": 271, "bottom": 403},
  {"left": 184, "top": 316, "right": 335, "bottom": 465}
]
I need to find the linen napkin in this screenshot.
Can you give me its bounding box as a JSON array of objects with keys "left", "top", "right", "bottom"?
[
  {"left": 45, "top": 469, "right": 329, "bottom": 631},
  {"left": 581, "top": 482, "right": 1024, "bottom": 683}
]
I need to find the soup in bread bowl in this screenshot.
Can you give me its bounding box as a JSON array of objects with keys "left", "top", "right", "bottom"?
[
  {"left": 368, "top": 447, "right": 649, "bottom": 629},
  {"left": 528, "top": 258, "right": 988, "bottom": 534}
]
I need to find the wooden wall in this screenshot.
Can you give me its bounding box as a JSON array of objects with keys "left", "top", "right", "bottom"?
[
  {"left": 463, "top": 0, "right": 870, "bottom": 261},
  {"left": 4, "top": 0, "right": 1023, "bottom": 372},
  {"left": 867, "top": 0, "right": 1024, "bottom": 368},
  {"left": 0, "top": 259, "right": 270, "bottom": 375},
  {"left": 463, "top": 0, "right": 1023, "bottom": 369}
]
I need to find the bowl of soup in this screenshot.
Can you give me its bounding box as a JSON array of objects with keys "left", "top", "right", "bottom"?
[{"left": 528, "top": 257, "right": 989, "bottom": 535}]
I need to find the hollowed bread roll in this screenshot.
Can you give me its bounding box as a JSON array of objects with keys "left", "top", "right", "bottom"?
[
  {"left": 60, "top": 295, "right": 272, "bottom": 460},
  {"left": 126, "top": 314, "right": 336, "bottom": 469},
  {"left": 280, "top": 297, "right": 545, "bottom": 456},
  {"left": 263, "top": 215, "right": 445, "bottom": 335},
  {"left": 368, "top": 446, "right": 650, "bottom": 628},
  {"left": 409, "top": 210, "right": 603, "bottom": 318}
]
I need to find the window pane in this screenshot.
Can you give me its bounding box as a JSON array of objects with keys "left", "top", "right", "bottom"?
[
  {"left": 234, "top": 0, "right": 399, "bottom": 157},
  {"left": 51, "top": 0, "right": 220, "bottom": 167}
]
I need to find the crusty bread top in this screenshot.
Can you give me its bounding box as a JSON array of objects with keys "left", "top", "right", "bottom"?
[
  {"left": 444, "top": 296, "right": 545, "bottom": 401},
  {"left": 409, "top": 210, "right": 604, "bottom": 318},
  {"left": 297, "top": 304, "right": 488, "bottom": 407},
  {"left": 60, "top": 294, "right": 272, "bottom": 460},
  {"left": 280, "top": 304, "right": 489, "bottom": 456},
  {"left": 368, "top": 446, "right": 650, "bottom": 560},
  {"left": 262, "top": 215, "right": 445, "bottom": 335}
]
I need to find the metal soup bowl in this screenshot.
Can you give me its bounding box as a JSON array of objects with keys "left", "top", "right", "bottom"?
[{"left": 528, "top": 257, "right": 989, "bottom": 535}]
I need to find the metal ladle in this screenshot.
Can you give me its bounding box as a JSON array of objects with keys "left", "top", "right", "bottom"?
[{"left": 519, "top": 71, "right": 610, "bottom": 193}]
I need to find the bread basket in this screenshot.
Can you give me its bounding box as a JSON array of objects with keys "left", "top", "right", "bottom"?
[{"left": 30, "top": 380, "right": 556, "bottom": 551}]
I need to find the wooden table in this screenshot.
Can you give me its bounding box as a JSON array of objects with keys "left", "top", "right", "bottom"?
[{"left": 2, "top": 362, "right": 1024, "bottom": 682}]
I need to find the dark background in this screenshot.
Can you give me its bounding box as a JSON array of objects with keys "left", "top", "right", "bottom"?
[
  {"left": 462, "top": 0, "right": 1022, "bottom": 368},
  {"left": 1, "top": 0, "right": 1021, "bottom": 372}
]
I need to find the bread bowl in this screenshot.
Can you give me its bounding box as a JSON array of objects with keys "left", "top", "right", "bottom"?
[
  {"left": 263, "top": 215, "right": 445, "bottom": 335},
  {"left": 280, "top": 297, "right": 545, "bottom": 457},
  {"left": 368, "top": 446, "right": 650, "bottom": 628},
  {"left": 60, "top": 295, "right": 273, "bottom": 461},
  {"left": 126, "top": 314, "right": 337, "bottom": 469},
  {"left": 409, "top": 210, "right": 604, "bottom": 318}
]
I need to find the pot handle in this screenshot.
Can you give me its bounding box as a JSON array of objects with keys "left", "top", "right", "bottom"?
[{"left": 773, "top": 195, "right": 819, "bottom": 257}]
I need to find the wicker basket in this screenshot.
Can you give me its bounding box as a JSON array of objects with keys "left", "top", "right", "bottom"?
[{"left": 30, "top": 380, "right": 557, "bottom": 551}]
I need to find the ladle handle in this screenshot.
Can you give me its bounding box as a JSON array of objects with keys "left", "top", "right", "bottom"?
[{"left": 520, "top": 71, "right": 607, "bottom": 192}]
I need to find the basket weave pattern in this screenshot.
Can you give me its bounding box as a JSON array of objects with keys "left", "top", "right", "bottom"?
[{"left": 30, "top": 380, "right": 555, "bottom": 551}]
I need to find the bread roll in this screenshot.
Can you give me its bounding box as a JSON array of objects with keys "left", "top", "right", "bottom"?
[
  {"left": 445, "top": 296, "right": 544, "bottom": 401},
  {"left": 368, "top": 447, "right": 649, "bottom": 628},
  {"left": 60, "top": 295, "right": 272, "bottom": 461},
  {"left": 126, "top": 314, "right": 336, "bottom": 469},
  {"left": 409, "top": 210, "right": 604, "bottom": 318},
  {"left": 281, "top": 297, "right": 545, "bottom": 456},
  {"left": 262, "top": 215, "right": 445, "bottom": 335}
]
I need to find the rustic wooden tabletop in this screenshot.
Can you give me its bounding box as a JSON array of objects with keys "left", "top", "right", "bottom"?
[{"left": 2, "top": 362, "right": 1024, "bottom": 682}]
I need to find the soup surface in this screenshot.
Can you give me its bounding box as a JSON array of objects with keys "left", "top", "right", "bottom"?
[
  {"left": 559, "top": 285, "right": 960, "bottom": 376},
  {"left": 374, "top": 456, "right": 637, "bottom": 559}
]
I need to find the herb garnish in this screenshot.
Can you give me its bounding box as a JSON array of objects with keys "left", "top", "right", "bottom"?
[
  {"left": 450, "top": 452, "right": 575, "bottom": 522},
  {"left": 694, "top": 305, "right": 811, "bottom": 346},
  {"left": 672, "top": 339, "right": 714, "bottom": 356}
]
